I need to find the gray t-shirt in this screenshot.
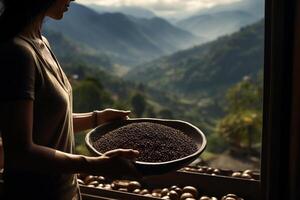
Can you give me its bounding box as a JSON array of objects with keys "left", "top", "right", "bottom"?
[{"left": 0, "top": 35, "right": 80, "bottom": 200}]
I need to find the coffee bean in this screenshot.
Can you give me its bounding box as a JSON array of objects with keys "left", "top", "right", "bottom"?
[
  {"left": 168, "top": 190, "right": 179, "bottom": 200},
  {"left": 180, "top": 192, "right": 194, "bottom": 200},
  {"left": 241, "top": 173, "right": 252, "bottom": 179},
  {"left": 161, "top": 188, "right": 170, "bottom": 196},
  {"left": 231, "top": 172, "right": 242, "bottom": 178},
  {"left": 93, "top": 122, "right": 198, "bottom": 162},
  {"left": 127, "top": 181, "right": 141, "bottom": 191},
  {"left": 133, "top": 189, "right": 141, "bottom": 194},
  {"left": 139, "top": 189, "right": 150, "bottom": 195},
  {"left": 182, "top": 186, "right": 198, "bottom": 197},
  {"left": 199, "top": 196, "right": 211, "bottom": 200}
]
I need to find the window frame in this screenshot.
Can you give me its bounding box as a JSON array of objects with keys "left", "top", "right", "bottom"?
[
  {"left": 261, "top": 0, "right": 299, "bottom": 199},
  {"left": 1, "top": 0, "right": 300, "bottom": 199}
]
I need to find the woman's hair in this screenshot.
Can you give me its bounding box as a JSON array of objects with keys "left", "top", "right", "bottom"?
[{"left": 0, "top": 0, "right": 55, "bottom": 42}]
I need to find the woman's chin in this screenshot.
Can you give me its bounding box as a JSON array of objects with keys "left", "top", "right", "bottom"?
[{"left": 48, "top": 13, "right": 64, "bottom": 20}]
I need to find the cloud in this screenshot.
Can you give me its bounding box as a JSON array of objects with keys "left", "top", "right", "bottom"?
[{"left": 78, "top": 0, "right": 241, "bottom": 17}]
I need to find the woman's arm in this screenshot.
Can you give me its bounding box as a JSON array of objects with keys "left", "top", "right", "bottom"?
[
  {"left": 73, "top": 109, "right": 131, "bottom": 134},
  {"left": 73, "top": 112, "right": 95, "bottom": 133},
  {"left": 0, "top": 100, "right": 139, "bottom": 178}
]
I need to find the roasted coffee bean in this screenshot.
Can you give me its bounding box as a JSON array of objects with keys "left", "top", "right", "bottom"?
[
  {"left": 152, "top": 192, "right": 161, "bottom": 197},
  {"left": 180, "top": 192, "right": 194, "bottom": 200},
  {"left": 170, "top": 185, "right": 179, "bottom": 190},
  {"left": 111, "top": 180, "right": 129, "bottom": 190},
  {"left": 127, "top": 181, "right": 141, "bottom": 191},
  {"left": 231, "top": 172, "right": 242, "bottom": 178},
  {"left": 103, "top": 184, "right": 112, "bottom": 190},
  {"left": 241, "top": 173, "right": 252, "bottom": 179},
  {"left": 168, "top": 190, "right": 179, "bottom": 200},
  {"left": 96, "top": 184, "right": 104, "bottom": 188},
  {"left": 84, "top": 175, "right": 98, "bottom": 185},
  {"left": 88, "top": 181, "right": 99, "bottom": 187},
  {"left": 161, "top": 188, "right": 170, "bottom": 196},
  {"left": 174, "top": 187, "right": 183, "bottom": 196},
  {"left": 222, "top": 194, "right": 244, "bottom": 200},
  {"left": 182, "top": 186, "right": 198, "bottom": 197},
  {"left": 139, "top": 189, "right": 150, "bottom": 195},
  {"left": 97, "top": 176, "right": 106, "bottom": 183},
  {"left": 133, "top": 189, "right": 141, "bottom": 194},
  {"left": 243, "top": 169, "right": 253, "bottom": 176},
  {"left": 93, "top": 122, "right": 198, "bottom": 162},
  {"left": 199, "top": 196, "right": 211, "bottom": 200}
]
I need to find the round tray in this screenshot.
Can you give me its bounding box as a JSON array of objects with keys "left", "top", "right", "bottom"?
[{"left": 85, "top": 118, "right": 207, "bottom": 176}]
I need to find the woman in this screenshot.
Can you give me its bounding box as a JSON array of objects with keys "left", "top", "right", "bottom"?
[{"left": 0, "top": 0, "right": 140, "bottom": 199}]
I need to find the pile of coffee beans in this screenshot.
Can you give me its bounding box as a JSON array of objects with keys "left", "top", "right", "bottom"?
[
  {"left": 181, "top": 166, "right": 259, "bottom": 180},
  {"left": 93, "top": 122, "right": 198, "bottom": 162},
  {"left": 77, "top": 174, "right": 245, "bottom": 200}
]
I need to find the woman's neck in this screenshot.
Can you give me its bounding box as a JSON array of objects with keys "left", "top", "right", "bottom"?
[{"left": 20, "top": 15, "right": 44, "bottom": 40}]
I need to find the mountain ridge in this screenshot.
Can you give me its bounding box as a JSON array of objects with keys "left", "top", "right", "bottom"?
[
  {"left": 125, "top": 19, "right": 264, "bottom": 97},
  {"left": 44, "top": 3, "right": 197, "bottom": 66}
]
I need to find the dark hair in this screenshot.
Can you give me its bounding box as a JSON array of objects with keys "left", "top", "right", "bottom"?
[{"left": 0, "top": 0, "right": 55, "bottom": 42}]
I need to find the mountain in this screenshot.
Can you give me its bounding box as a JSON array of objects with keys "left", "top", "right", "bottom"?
[
  {"left": 177, "top": 0, "right": 264, "bottom": 41},
  {"left": 42, "top": 29, "right": 112, "bottom": 70},
  {"left": 87, "top": 4, "right": 156, "bottom": 19},
  {"left": 125, "top": 20, "right": 264, "bottom": 97},
  {"left": 128, "top": 16, "right": 205, "bottom": 53},
  {"left": 44, "top": 3, "right": 197, "bottom": 66}
]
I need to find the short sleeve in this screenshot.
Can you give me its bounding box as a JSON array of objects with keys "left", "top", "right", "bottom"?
[{"left": 0, "top": 43, "right": 36, "bottom": 101}]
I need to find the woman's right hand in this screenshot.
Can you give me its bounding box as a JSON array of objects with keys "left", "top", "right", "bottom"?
[{"left": 86, "top": 149, "right": 141, "bottom": 180}]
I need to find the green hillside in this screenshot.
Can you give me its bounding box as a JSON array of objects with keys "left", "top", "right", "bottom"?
[
  {"left": 126, "top": 19, "right": 264, "bottom": 98},
  {"left": 43, "top": 32, "right": 213, "bottom": 132}
]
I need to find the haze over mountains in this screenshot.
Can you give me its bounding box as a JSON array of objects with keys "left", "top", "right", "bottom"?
[
  {"left": 176, "top": 0, "right": 264, "bottom": 41},
  {"left": 44, "top": 3, "right": 198, "bottom": 66},
  {"left": 88, "top": 4, "right": 157, "bottom": 19},
  {"left": 85, "top": 0, "right": 264, "bottom": 43}
]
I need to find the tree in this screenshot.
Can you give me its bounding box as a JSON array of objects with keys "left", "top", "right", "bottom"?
[
  {"left": 73, "top": 78, "right": 113, "bottom": 112},
  {"left": 216, "top": 75, "right": 263, "bottom": 153},
  {"left": 145, "top": 106, "right": 157, "bottom": 118},
  {"left": 131, "top": 93, "right": 147, "bottom": 117}
]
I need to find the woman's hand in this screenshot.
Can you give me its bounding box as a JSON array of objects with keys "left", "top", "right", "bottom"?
[
  {"left": 86, "top": 149, "right": 141, "bottom": 180},
  {"left": 95, "top": 108, "right": 131, "bottom": 125}
]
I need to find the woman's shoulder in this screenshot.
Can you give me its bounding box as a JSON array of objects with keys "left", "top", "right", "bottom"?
[
  {"left": 41, "top": 35, "right": 51, "bottom": 47},
  {"left": 0, "top": 37, "right": 36, "bottom": 64}
]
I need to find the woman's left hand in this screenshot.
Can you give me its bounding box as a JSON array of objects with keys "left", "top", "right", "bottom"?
[{"left": 95, "top": 108, "right": 130, "bottom": 125}]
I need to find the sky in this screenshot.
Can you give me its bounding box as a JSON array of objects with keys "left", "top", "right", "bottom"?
[{"left": 77, "top": 0, "right": 242, "bottom": 17}]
